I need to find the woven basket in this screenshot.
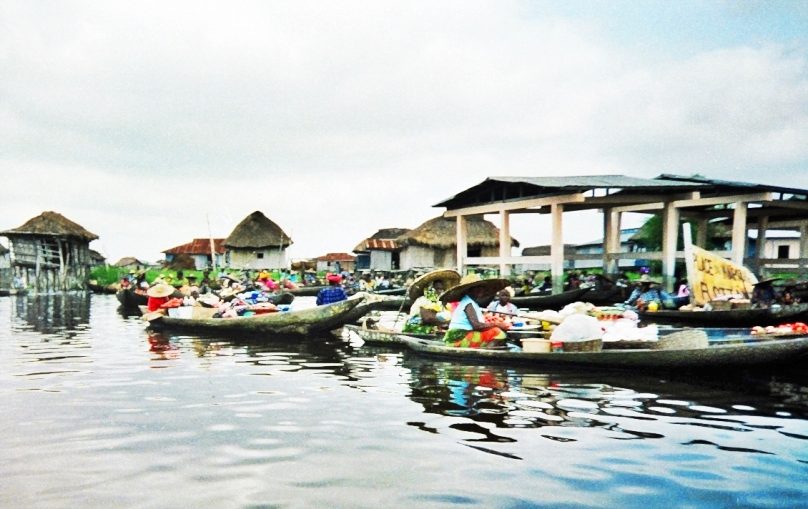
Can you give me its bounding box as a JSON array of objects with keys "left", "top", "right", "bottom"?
[
  {"left": 560, "top": 338, "right": 603, "bottom": 352},
  {"left": 709, "top": 300, "right": 732, "bottom": 311},
  {"left": 652, "top": 329, "right": 708, "bottom": 350}
]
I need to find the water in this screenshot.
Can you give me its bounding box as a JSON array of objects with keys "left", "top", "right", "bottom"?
[{"left": 1, "top": 294, "right": 807, "bottom": 508}]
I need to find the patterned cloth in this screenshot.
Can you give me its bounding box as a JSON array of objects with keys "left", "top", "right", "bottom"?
[
  {"left": 316, "top": 286, "right": 347, "bottom": 305},
  {"left": 443, "top": 327, "right": 507, "bottom": 348}
]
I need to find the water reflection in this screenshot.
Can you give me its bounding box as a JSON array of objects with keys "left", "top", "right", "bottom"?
[{"left": 11, "top": 292, "right": 91, "bottom": 335}]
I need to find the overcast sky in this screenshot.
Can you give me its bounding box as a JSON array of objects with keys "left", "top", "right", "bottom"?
[{"left": 2, "top": 0, "right": 807, "bottom": 264}]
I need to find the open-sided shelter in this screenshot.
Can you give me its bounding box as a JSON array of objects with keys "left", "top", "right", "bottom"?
[{"left": 435, "top": 175, "right": 808, "bottom": 292}]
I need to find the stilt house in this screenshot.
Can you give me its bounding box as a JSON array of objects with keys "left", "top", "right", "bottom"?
[
  {"left": 353, "top": 228, "right": 411, "bottom": 270},
  {"left": 224, "top": 211, "right": 292, "bottom": 270},
  {"left": 0, "top": 211, "right": 98, "bottom": 291}
]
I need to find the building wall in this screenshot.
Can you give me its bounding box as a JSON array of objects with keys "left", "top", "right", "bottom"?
[
  {"left": 762, "top": 238, "right": 801, "bottom": 259},
  {"left": 6, "top": 235, "right": 93, "bottom": 291},
  {"left": 228, "top": 248, "right": 286, "bottom": 270},
  {"left": 369, "top": 250, "right": 392, "bottom": 270}
]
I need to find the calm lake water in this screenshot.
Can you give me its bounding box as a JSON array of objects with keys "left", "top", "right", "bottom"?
[{"left": 1, "top": 293, "right": 807, "bottom": 508}]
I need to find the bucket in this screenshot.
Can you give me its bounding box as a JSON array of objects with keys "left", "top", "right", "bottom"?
[{"left": 521, "top": 338, "right": 551, "bottom": 353}]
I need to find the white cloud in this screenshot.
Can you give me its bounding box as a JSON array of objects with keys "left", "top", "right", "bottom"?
[{"left": 1, "top": 1, "right": 806, "bottom": 263}]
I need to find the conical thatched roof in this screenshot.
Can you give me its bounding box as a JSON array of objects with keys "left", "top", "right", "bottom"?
[
  {"left": 396, "top": 216, "right": 518, "bottom": 249},
  {"left": 224, "top": 211, "right": 292, "bottom": 249},
  {"left": 0, "top": 211, "right": 98, "bottom": 241}
]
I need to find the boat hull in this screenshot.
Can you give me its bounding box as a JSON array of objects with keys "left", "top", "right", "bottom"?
[
  {"left": 510, "top": 288, "right": 592, "bottom": 309},
  {"left": 147, "top": 295, "right": 367, "bottom": 336},
  {"left": 117, "top": 288, "right": 148, "bottom": 308},
  {"left": 398, "top": 334, "right": 808, "bottom": 368},
  {"left": 639, "top": 304, "right": 808, "bottom": 327}
]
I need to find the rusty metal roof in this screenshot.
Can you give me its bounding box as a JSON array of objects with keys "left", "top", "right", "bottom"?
[{"left": 163, "top": 238, "right": 226, "bottom": 255}]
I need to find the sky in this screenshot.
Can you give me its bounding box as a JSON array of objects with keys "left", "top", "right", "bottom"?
[{"left": 1, "top": 0, "right": 807, "bottom": 264}]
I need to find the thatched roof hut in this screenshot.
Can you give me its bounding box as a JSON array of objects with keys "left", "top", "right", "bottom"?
[
  {"left": 1, "top": 211, "right": 98, "bottom": 291},
  {"left": 1, "top": 211, "right": 98, "bottom": 241},
  {"left": 397, "top": 215, "right": 519, "bottom": 249},
  {"left": 225, "top": 211, "right": 292, "bottom": 249}
]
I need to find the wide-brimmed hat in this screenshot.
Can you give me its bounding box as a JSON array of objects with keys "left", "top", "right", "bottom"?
[
  {"left": 408, "top": 269, "right": 461, "bottom": 300},
  {"left": 147, "top": 283, "right": 175, "bottom": 298},
  {"left": 438, "top": 274, "right": 510, "bottom": 304},
  {"left": 638, "top": 274, "right": 661, "bottom": 285},
  {"left": 753, "top": 277, "right": 780, "bottom": 286}
]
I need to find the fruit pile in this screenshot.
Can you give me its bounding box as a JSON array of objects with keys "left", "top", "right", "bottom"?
[
  {"left": 751, "top": 322, "right": 808, "bottom": 336},
  {"left": 484, "top": 312, "right": 512, "bottom": 330}
]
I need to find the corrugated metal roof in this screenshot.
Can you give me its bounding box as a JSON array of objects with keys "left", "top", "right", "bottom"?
[
  {"left": 163, "top": 238, "right": 226, "bottom": 255},
  {"left": 656, "top": 174, "right": 808, "bottom": 196},
  {"left": 366, "top": 239, "right": 398, "bottom": 250},
  {"left": 433, "top": 175, "right": 706, "bottom": 209},
  {"left": 316, "top": 252, "right": 356, "bottom": 262}
]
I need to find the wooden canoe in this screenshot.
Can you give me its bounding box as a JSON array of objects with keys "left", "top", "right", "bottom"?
[
  {"left": 638, "top": 303, "right": 808, "bottom": 327},
  {"left": 116, "top": 288, "right": 148, "bottom": 308},
  {"left": 342, "top": 323, "right": 438, "bottom": 344},
  {"left": 397, "top": 334, "right": 808, "bottom": 368},
  {"left": 510, "top": 287, "right": 593, "bottom": 310},
  {"left": 144, "top": 294, "right": 368, "bottom": 336}
]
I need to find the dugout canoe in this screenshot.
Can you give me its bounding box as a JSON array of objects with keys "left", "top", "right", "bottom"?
[
  {"left": 510, "top": 287, "right": 592, "bottom": 310},
  {"left": 638, "top": 303, "right": 808, "bottom": 327},
  {"left": 116, "top": 287, "right": 148, "bottom": 309},
  {"left": 144, "top": 294, "right": 367, "bottom": 336},
  {"left": 397, "top": 333, "right": 808, "bottom": 369},
  {"left": 288, "top": 285, "right": 328, "bottom": 297},
  {"left": 342, "top": 323, "right": 438, "bottom": 344}
]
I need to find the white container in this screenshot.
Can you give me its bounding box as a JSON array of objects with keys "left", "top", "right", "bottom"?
[
  {"left": 521, "top": 338, "right": 551, "bottom": 353},
  {"left": 168, "top": 307, "right": 193, "bottom": 319}
]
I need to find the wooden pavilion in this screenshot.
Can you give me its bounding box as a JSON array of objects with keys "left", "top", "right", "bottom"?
[{"left": 434, "top": 175, "right": 808, "bottom": 292}]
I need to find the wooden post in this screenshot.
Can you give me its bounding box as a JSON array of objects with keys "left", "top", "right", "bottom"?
[
  {"left": 756, "top": 215, "right": 768, "bottom": 274},
  {"left": 455, "top": 215, "right": 467, "bottom": 274},
  {"left": 551, "top": 204, "right": 564, "bottom": 293},
  {"left": 731, "top": 201, "right": 748, "bottom": 266},
  {"left": 661, "top": 202, "right": 679, "bottom": 292},
  {"left": 800, "top": 222, "right": 808, "bottom": 271},
  {"left": 499, "top": 210, "right": 511, "bottom": 277},
  {"left": 696, "top": 217, "right": 708, "bottom": 248},
  {"left": 603, "top": 208, "right": 621, "bottom": 277}
]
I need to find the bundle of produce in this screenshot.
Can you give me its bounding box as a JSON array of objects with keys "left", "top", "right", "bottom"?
[{"left": 751, "top": 322, "right": 808, "bottom": 336}]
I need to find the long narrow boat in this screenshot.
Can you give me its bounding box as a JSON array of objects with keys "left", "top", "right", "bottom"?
[
  {"left": 287, "top": 285, "right": 328, "bottom": 297},
  {"left": 510, "top": 287, "right": 592, "bottom": 309},
  {"left": 638, "top": 303, "right": 808, "bottom": 327},
  {"left": 117, "top": 288, "right": 148, "bottom": 309},
  {"left": 144, "top": 294, "right": 367, "bottom": 336},
  {"left": 397, "top": 334, "right": 808, "bottom": 368},
  {"left": 580, "top": 287, "right": 628, "bottom": 306},
  {"left": 342, "top": 323, "right": 437, "bottom": 344}
]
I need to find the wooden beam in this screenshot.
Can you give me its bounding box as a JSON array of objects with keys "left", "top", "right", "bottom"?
[
  {"left": 756, "top": 216, "right": 768, "bottom": 267},
  {"left": 581, "top": 191, "right": 700, "bottom": 208},
  {"left": 661, "top": 202, "right": 679, "bottom": 291},
  {"left": 499, "top": 210, "right": 511, "bottom": 276},
  {"left": 456, "top": 216, "right": 467, "bottom": 274},
  {"left": 611, "top": 202, "right": 665, "bottom": 214},
  {"left": 551, "top": 204, "right": 564, "bottom": 293},
  {"left": 443, "top": 193, "right": 585, "bottom": 217},
  {"left": 731, "top": 202, "right": 748, "bottom": 266},
  {"left": 672, "top": 192, "right": 773, "bottom": 208}
]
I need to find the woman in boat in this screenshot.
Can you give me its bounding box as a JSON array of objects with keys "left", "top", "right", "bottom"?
[
  {"left": 751, "top": 278, "right": 779, "bottom": 307},
  {"left": 402, "top": 269, "right": 461, "bottom": 335},
  {"left": 624, "top": 275, "right": 673, "bottom": 311},
  {"left": 440, "top": 274, "right": 510, "bottom": 348},
  {"left": 316, "top": 273, "right": 348, "bottom": 305},
  {"left": 146, "top": 283, "right": 176, "bottom": 312}
]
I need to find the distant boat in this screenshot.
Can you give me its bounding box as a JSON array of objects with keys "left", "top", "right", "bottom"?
[
  {"left": 510, "top": 287, "right": 592, "bottom": 310},
  {"left": 143, "top": 294, "right": 368, "bottom": 336},
  {"left": 638, "top": 304, "right": 808, "bottom": 327},
  {"left": 116, "top": 287, "right": 148, "bottom": 309}
]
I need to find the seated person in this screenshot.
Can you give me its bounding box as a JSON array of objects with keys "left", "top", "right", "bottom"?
[
  {"left": 403, "top": 281, "right": 452, "bottom": 334},
  {"left": 531, "top": 276, "right": 553, "bottom": 294},
  {"left": 316, "top": 273, "right": 348, "bottom": 305},
  {"left": 751, "top": 278, "right": 778, "bottom": 307},
  {"left": 486, "top": 288, "right": 518, "bottom": 315},
  {"left": 624, "top": 275, "right": 674, "bottom": 311},
  {"left": 146, "top": 283, "right": 176, "bottom": 312},
  {"left": 442, "top": 274, "right": 510, "bottom": 348}
]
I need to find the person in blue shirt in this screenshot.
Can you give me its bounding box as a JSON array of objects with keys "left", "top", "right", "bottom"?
[
  {"left": 624, "top": 275, "right": 675, "bottom": 310},
  {"left": 316, "top": 273, "right": 348, "bottom": 305}
]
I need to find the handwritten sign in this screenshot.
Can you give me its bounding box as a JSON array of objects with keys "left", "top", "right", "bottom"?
[{"left": 684, "top": 244, "right": 758, "bottom": 306}]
